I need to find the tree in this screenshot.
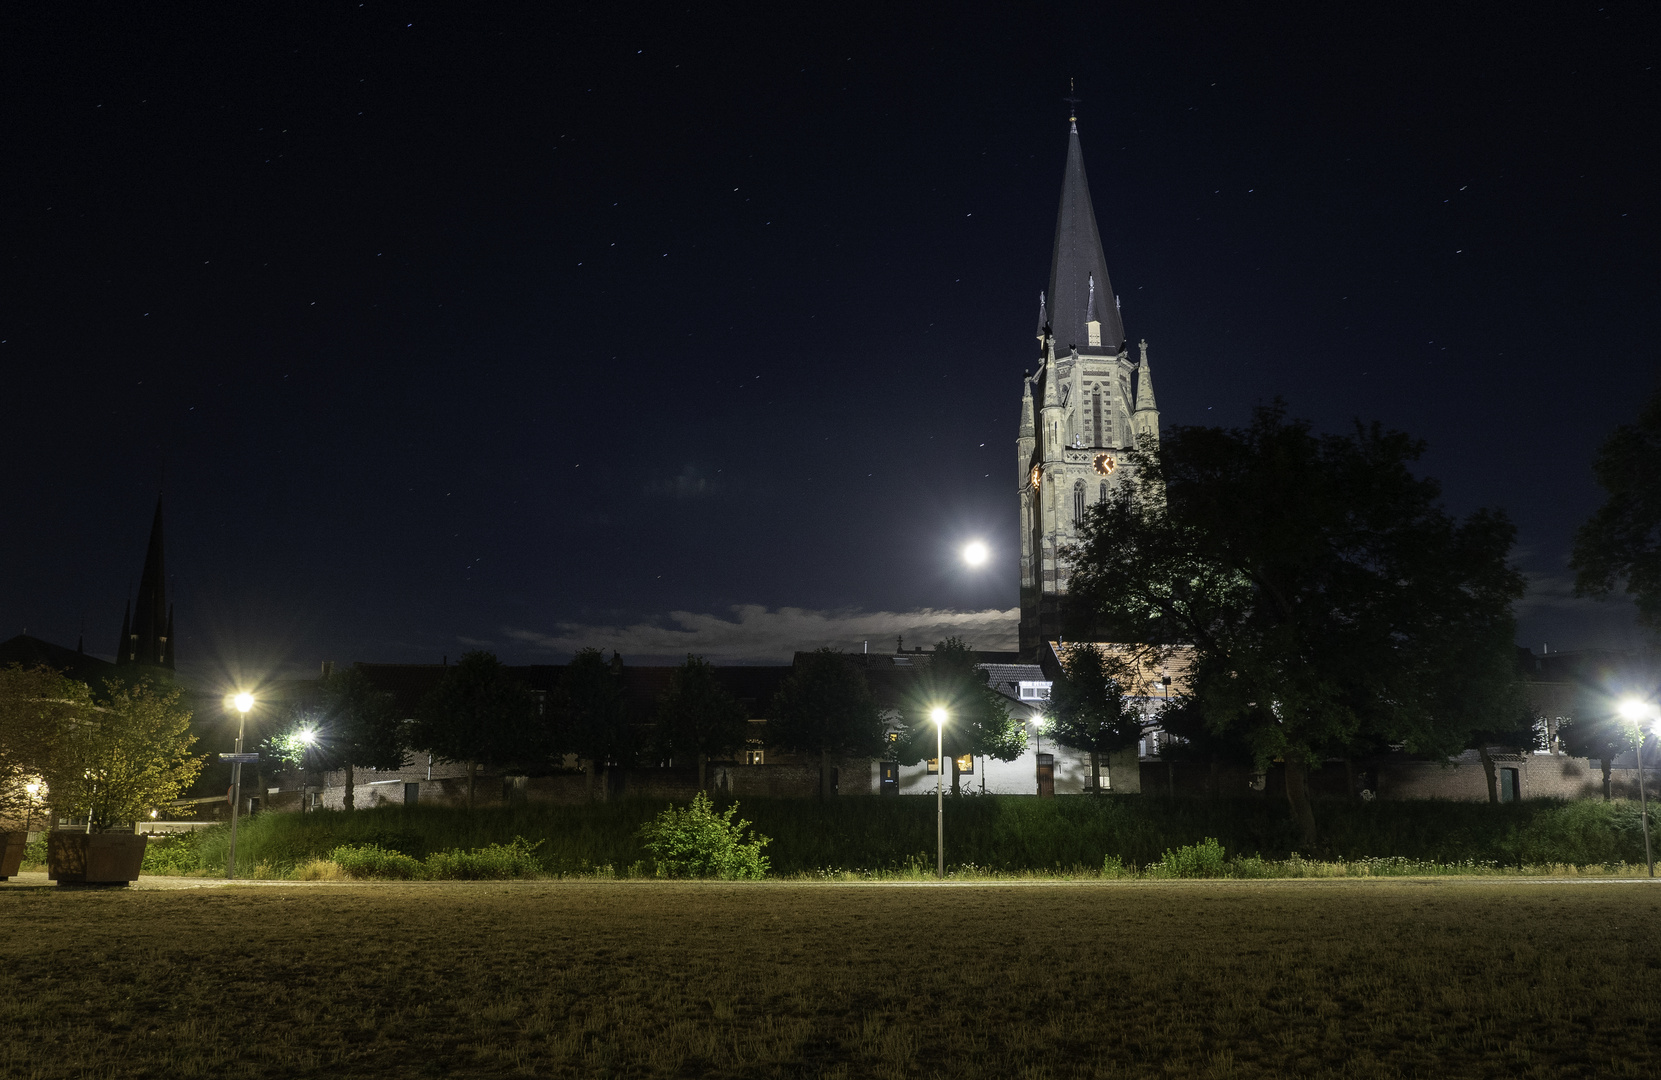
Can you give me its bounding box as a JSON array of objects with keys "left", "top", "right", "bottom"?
[
  {"left": 39, "top": 678, "right": 204, "bottom": 831},
  {"left": 1048, "top": 644, "right": 1149, "bottom": 794},
  {"left": 0, "top": 665, "right": 91, "bottom": 826},
  {"left": 1066, "top": 405, "right": 1526, "bottom": 848},
  {"left": 892, "top": 638, "right": 1026, "bottom": 795},
  {"left": 267, "top": 668, "right": 406, "bottom": 810},
  {"left": 561, "top": 648, "right": 634, "bottom": 799},
  {"left": 656, "top": 655, "right": 748, "bottom": 790},
  {"left": 1559, "top": 713, "right": 1630, "bottom": 802},
  {"left": 412, "top": 651, "right": 541, "bottom": 808},
  {"left": 768, "top": 648, "right": 888, "bottom": 799},
  {"left": 1572, "top": 387, "right": 1661, "bottom": 632}
]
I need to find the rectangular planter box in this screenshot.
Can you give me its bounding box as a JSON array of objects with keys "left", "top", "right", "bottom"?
[
  {"left": 0, "top": 832, "right": 25, "bottom": 879},
  {"left": 48, "top": 832, "right": 147, "bottom": 885}
]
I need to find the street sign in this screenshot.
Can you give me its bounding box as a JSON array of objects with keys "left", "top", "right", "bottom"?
[{"left": 219, "top": 753, "right": 259, "bottom": 763}]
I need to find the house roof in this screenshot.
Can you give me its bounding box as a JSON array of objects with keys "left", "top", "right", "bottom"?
[{"left": 0, "top": 634, "right": 119, "bottom": 685}]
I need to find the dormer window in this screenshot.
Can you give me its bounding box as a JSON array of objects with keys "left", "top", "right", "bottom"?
[{"left": 1018, "top": 682, "right": 1052, "bottom": 700}]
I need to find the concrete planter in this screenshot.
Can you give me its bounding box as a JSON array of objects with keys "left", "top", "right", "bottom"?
[
  {"left": 48, "top": 832, "right": 147, "bottom": 885},
  {"left": 0, "top": 832, "right": 25, "bottom": 879}
]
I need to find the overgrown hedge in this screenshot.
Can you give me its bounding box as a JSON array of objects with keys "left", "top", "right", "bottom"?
[{"left": 163, "top": 795, "right": 1659, "bottom": 877}]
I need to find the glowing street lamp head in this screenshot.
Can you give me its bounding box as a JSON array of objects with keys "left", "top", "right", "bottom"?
[
  {"left": 962, "top": 541, "right": 989, "bottom": 567},
  {"left": 233, "top": 693, "right": 254, "bottom": 715},
  {"left": 930, "top": 707, "right": 948, "bottom": 727},
  {"left": 298, "top": 728, "right": 318, "bottom": 745},
  {"left": 1619, "top": 699, "right": 1652, "bottom": 722}
]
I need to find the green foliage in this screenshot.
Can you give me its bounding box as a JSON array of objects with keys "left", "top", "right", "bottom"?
[
  {"left": 892, "top": 639, "right": 1027, "bottom": 793},
  {"left": 413, "top": 652, "right": 545, "bottom": 804},
  {"left": 21, "top": 831, "right": 48, "bottom": 870},
  {"left": 40, "top": 678, "right": 204, "bottom": 830},
  {"left": 330, "top": 843, "right": 425, "bottom": 879},
  {"left": 1049, "top": 644, "right": 1149, "bottom": 790},
  {"left": 637, "top": 792, "right": 770, "bottom": 879},
  {"left": 560, "top": 648, "right": 634, "bottom": 770},
  {"left": 768, "top": 649, "right": 887, "bottom": 797},
  {"left": 142, "top": 831, "right": 206, "bottom": 875},
  {"left": 1066, "top": 405, "right": 1527, "bottom": 844},
  {"left": 655, "top": 655, "right": 749, "bottom": 781},
  {"left": 266, "top": 668, "right": 406, "bottom": 773},
  {"left": 425, "top": 836, "right": 545, "bottom": 879},
  {"left": 0, "top": 665, "right": 88, "bottom": 824},
  {"left": 1571, "top": 386, "right": 1661, "bottom": 631},
  {"left": 1153, "top": 836, "right": 1228, "bottom": 878}
]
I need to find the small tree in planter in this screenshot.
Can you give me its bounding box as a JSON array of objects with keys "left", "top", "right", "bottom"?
[{"left": 40, "top": 678, "right": 204, "bottom": 884}]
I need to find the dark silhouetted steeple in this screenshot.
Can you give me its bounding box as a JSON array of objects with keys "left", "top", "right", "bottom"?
[
  {"left": 117, "top": 497, "right": 173, "bottom": 669},
  {"left": 1046, "top": 121, "right": 1124, "bottom": 354}
]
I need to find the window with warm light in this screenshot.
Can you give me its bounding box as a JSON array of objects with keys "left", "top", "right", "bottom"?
[{"left": 744, "top": 749, "right": 765, "bottom": 766}]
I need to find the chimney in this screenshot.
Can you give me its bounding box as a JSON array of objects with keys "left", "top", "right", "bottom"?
[{"left": 320, "top": 660, "right": 335, "bottom": 678}]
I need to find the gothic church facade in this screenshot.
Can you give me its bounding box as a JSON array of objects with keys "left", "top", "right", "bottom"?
[{"left": 1018, "top": 116, "right": 1160, "bottom": 657}]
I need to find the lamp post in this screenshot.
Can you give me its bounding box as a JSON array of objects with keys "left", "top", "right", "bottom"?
[
  {"left": 931, "top": 707, "right": 947, "bottom": 878},
  {"left": 1618, "top": 699, "right": 1659, "bottom": 878},
  {"left": 23, "top": 782, "right": 40, "bottom": 835},
  {"left": 227, "top": 692, "right": 254, "bottom": 880}
]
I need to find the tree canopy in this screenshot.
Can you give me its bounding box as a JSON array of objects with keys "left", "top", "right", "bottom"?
[
  {"left": 1048, "top": 645, "right": 1150, "bottom": 794},
  {"left": 655, "top": 655, "right": 749, "bottom": 790},
  {"left": 1065, "top": 405, "right": 1526, "bottom": 845},
  {"left": 1572, "top": 387, "right": 1661, "bottom": 633},
  {"left": 768, "top": 648, "right": 887, "bottom": 799},
  {"left": 0, "top": 664, "right": 92, "bottom": 825},
  {"left": 560, "top": 648, "right": 635, "bottom": 790},
  {"left": 37, "top": 677, "right": 203, "bottom": 830},
  {"left": 892, "top": 638, "right": 1025, "bottom": 794},
  {"left": 413, "top": 651, "right": 542, "bottom": 807},
  {"left": 268, "top": 667, "right": 406, "bottom": 810}
]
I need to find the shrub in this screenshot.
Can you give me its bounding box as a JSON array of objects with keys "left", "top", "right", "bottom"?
[
  {"left": 329, "top": 843, "right": 423, "bottom": 880},
  {"left": 426, "top": 836, "right": 544, "bottom": 880},
  {"left": 638, "top": 793, "right": 770, "bottom": 879},
  {"left": 1100, "top": 853, "right": 1132, "bottom": 879},
  {"left": 142, "top": 831, "right": 206, "bottom": 875},
  {"left": 1154, "top": 837, "right": 1228, "bottom": 878}
]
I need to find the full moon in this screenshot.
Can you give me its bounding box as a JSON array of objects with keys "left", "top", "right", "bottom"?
[{"left": 962, "top": 541, "right": 989, "bottom": 567}]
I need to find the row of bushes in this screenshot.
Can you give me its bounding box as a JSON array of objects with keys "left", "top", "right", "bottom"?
[{"left": 128, "top": 795, "right": 1658, "bottom": 878}]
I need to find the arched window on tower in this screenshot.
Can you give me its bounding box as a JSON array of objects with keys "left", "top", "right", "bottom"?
[
  {"left": 1099, "top": 481, "right": 1108, "bottom": 505},
  {"left": 1073, "top": 481, "right": 1086, "bottom": 527}
]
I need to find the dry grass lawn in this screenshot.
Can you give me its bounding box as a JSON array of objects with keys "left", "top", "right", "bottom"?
[{"left": 3, "top": 877, "right": 1659, "bottom": 1078}]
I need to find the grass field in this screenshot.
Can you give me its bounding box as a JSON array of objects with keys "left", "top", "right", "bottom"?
[{"left": 4, "top": 878, "right": 1660, "bottom": 1079}]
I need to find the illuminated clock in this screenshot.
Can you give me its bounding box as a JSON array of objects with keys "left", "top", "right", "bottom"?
[
  {"left": 1030, "top": 465, "right": 1042, "bottom": 490},
  {"left": 1093, "top": 453, "right": 1117, "bottom": 475}
]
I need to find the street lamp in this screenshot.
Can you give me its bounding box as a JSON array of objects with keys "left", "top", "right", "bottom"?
[
  {"left": 227, "top": 693, "right": 254, "bottom": 880},
  {"left": 931, "top": 707, "right": 947, "bottom": 878},
  {"left": 298, "top": 728, "right": 318, "bottom": 813},
  {"left": 1618, "top": 698, "right": 1659, "bottom": 878},
  {"left": 23, "top": 782, "right": 40, "bottom": 835}
]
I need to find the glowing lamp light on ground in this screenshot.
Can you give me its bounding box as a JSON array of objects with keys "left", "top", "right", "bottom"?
[{"left": 961, "top": 541, "right": 989, "bottom": 567}]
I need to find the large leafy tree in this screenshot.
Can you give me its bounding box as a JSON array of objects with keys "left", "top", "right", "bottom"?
[
  {"left": 768, "top": 648, "right": 887, "bottom": 800},
  {"left": 268, "top": 668, "right": 406, "bottom": 810},
  {"left": 656, "top": 655, "right": 749, "bottom": 790},
  {"left": 1066, "top": 405, "right": 1526, "bottom": 847},
  {"left": 1559, "top": 712, "right": 1631, "bottom": 802},
  {"left": 412, "top": 651, "right": 541, "bottom": 808},
  {"left": 39, "top": 678, "right": 204, "bottom": 831},
  {"left": 1049, "top": 645, "right": 1150, "bottom": 794},
  {"left": 561, "top": 648, "right": 635, "bottom": 798},
  {"left": 892, "top": 638, "right": 1026, "bottom": 795},
  {"left": 1572, "top": 387, "right": 1661, "bottom": 633}
]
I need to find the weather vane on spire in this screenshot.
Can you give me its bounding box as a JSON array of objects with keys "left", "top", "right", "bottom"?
[{"left": 1063, "top": 77, "right": 1080, "bottom": 127}]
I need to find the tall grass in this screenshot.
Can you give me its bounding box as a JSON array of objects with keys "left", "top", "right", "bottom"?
[{"left": 177, "top": 795, "right": 1658, "bottom": 878}]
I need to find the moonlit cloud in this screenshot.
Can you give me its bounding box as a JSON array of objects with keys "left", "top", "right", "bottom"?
[{"left": 503, "top": 604, "right": 1020, "bottom": 663}]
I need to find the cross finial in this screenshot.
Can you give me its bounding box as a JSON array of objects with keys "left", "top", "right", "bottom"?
[{"left": 1063, "top": 77, "right": 1080, "bottom": 130}]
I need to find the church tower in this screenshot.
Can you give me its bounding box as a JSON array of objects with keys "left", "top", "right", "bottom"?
[
  {"left": 1018, "top": 112, "right": 1161, "bottom": 658},
  {"left": 115, "top": 496, "right": 174, "bottom": 669}
]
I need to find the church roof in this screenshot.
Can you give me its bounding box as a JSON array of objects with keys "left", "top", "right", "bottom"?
[
  {"left": 0, "top": 634, "right": 117, "bottom": 685},
  {"left": 1047, "top": 124, "right": 1124, "bottom": 354}
]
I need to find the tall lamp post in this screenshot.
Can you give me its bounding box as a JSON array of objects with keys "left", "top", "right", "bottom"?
[
  {"left": 1618, "top": 699, "right": 1659, "bottom": 878},
  {"left": 23, "top": 782, "right": 40, "bottom": 835},
  {"left": 931, "top": 707, "right": 947, "bottom": 878},
  {"left": 227, "top": 692, "right": 254, "bottom": 880}
]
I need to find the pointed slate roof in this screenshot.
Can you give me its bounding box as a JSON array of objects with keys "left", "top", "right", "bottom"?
[
  {"left": 1047, "top": 124, "right": 1124, "bottom": 354},
  {"left": 119, "top": 496, "right": 173, "bottom": 669}
]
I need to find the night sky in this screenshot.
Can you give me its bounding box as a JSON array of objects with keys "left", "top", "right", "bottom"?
[{"left": 4, "top": 3, "right": 1657, "bottom": 683}]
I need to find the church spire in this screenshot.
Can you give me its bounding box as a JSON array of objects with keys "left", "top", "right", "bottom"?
[
  {"left": 1035, "top": 291, "right": 1049, "bottom": 350},
  {"left": 1019, "top": 377, "right": 1035, "bottom": 438},
  {"left": 118, "top": 496, "right": 173, "bottom": 669},
  {"left": 1133, "top": 339, "right": 1160, "bottom": 443},
  {"left": 1046, "top": 119, "right": 1124, "bottom": 354}
]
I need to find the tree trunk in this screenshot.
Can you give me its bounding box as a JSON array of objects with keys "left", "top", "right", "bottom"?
[
  {"left": 1283, "top": 756, "right": 1319, "bottom": 851},
  {"left": 950, "top": 756, "right": 961, "bottom": 797},
  {"left": 343, "top": 762, "right": 355, "bottom": 812},
  {"left": 819, "top": 747, "right": 829, "bottom": 802},
  {"left": 1476, "top": 746, "right": 1498, "bottom": 804},
  {"left": 1090, "top": 750, "right": 1101, "bottom": 795},
  {"left": 467, "top": 761, "right": 477, "bottom": 810},
  {"left": 1602, "top": 757, "right": 1613, "bottom": 802}
]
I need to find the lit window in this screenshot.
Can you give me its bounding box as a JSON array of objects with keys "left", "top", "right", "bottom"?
[
  {"left": 1018, "top": 682, "right": 1052, "bottom": 700},
  {"left": 744, "top": 749, "right": 765, "bottom": 766}
]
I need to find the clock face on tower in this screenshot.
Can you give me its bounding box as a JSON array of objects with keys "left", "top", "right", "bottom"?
[
  {"left": 1030, "top": 465, "right": 1042, "bottom": 490},
  {"left": 1093, "top": 453, "right": 1117, "bottom": 475}
]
